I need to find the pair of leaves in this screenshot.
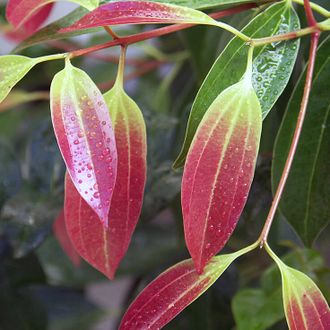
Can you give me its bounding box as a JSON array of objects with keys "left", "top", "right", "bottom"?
[
  {"left": 119, "top": 243, "right": 256, "bottom": 329},
  {"left": 272, "top": 36, "right": 330, "bottom": 246},
  {"left": 182, "top": 68, "right": 262, "bottom": 272},
  {"left": 51, "top": 60, "right": 146, "bottom": 278},
  {"left": 174, "top": 0, "right": 300, "bottom": 167},
  {"left": 6, "top": 0, "right": 99, "bottom": 30}
]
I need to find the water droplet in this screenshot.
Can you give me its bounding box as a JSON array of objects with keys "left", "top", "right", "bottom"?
[
  {"left": 93, "top": 192, "right": 100, "bottom": 198},
  {"left": 78, "top": 179, "right": 82, "bottom": 184},
  {"left": 93, "top": 183, "right": 98, "bottom": 190},
  {"left": 102, "top": 148, "right": 110, "bottom": 156},
  {"left": 206, "top": 243, "right": 211, "bottom": 249},
  {"left": 73, "top": 139, "right": 79, "bottom": 145}
]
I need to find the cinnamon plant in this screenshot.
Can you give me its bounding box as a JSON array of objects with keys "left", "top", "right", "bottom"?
[{"left": 0, "top": 0, "right": 329, "bottom": 329}]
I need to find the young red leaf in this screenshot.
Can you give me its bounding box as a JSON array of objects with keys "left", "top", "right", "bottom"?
[
  {"left": 182, "top": 69, "right": 262, "bottom": 273},
  {"left": 6, "top": 0, "right": 99, "bottom": 29},
  {"left": 50, "top": 59, "right": 117, "bottom": 225},
  {"left": 103, "top": 82, "right": 147, "bottom": 263},
  {"left": 60, "top": 1, "right": 217, "bottom": 33},
  {"left": 53, "top": 209, "right": 81, "bottom": 267},
  {"left": 266, "top": 244, "right": 330, "bottom": 330},
  {"left": 119, "top": 243, "right": 257, "bottom": 330}
]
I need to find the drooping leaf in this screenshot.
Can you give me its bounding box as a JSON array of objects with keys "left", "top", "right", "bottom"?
[
  {"left": 60, "top": 1, "right": 219, "bottom": 33},
  {"left": 182, "top": 69, "right": 262, "bottom": 273},
  {"left": 232, "top": 248, "right": 329, "bottom": 330},
  {"left": 103, "top": 82, "right": 147, "bottom": 265},
  {"left": 272, "top": 36, "right": 330, "bottom": 245},
  {"left": 266, "top": 244, "right": 330, "bottom": 330},
  {"left": 0, "top": 55, "right": 39, "bottom": 104},
  {"left": 119, "top": 243, "right": 256, "bottom": 329},
  {"left": 6, "top": 0, "right": 99, "bottom": 29},
  {"left": 63, "top": 174, "right": 116, "bottom": 279},
  {"left": 53, "top": 210, "right": 81, "bottom": 267},
  {"left": 50, "top": 59, "right": 117, "bottom": 225},
  {"left": 174, "top": 1, "right": 300, "bottom": 168}
]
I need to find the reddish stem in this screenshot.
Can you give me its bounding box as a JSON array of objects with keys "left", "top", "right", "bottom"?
[
  {"left": 70, "top": 3, "right": 257, "bottom": 58},
  {"left": 259, "top": 31, "right": 320, "bottom": 246},
  {"left": 304, "top": 0, "right": 318, "bottom": 27}
]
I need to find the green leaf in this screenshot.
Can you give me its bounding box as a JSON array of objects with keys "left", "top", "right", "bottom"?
[
  {"left": 232, "top": 288, "right": 283, "bottom": 330},
  {"left": 272, "top": 35, "right": 330, "bottom": 246},
  {"left": 174, "top": 1, "right": 300, "bottom": 168},
  {"left": 0, "top": 55, "right": 38, "bottom": 103}
]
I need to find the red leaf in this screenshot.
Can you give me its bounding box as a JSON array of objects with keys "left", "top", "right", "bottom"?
[
  {"left": 64, "top": 174, "right": 127, "bottom": 278},
  {"left": 6, "top": 0, "right": 54, "bottom": 32},
  {"left": 119, "top": 252, "right": 241, "bottom": 329},
  {"left": 182, "top": 76, "right": 262, "bottom": 273},
  {"left": 51, "top": 60, "right": 117, "bottom": 225},
  {"left": 53, "top": 209, "right": 81, "bottom": 267},
  {"left": 60, "top": 1, "right": 216, "bottom": 33}
]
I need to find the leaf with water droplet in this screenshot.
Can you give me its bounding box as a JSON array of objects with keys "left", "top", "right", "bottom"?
[
  {"left": 174, "top": 1, "right": 300, "bottom": 168},
  {"left": 60, "top": 0, "right": 219, "bottom": 33},
  {"left": 0, "top": 55, "right": 39, "bottom": 104},
  {"left": 50, "top": 59, "right": 117, "bottom": 225},
  {"left": 53, "top": 209, "right": 81, "bottom": 267},
  {"left": 6, "top": 0, "right": 99, "bottom": 29},
  {"left": 266, "top": 244, "right": 330, "bottom": 330},
  {"left": 272, "top": 36, "right": 330, "bottom": 246},
  {"left": 119, "top": 243, "right": 256, "bottom": 329},
  {"left": 182, "top": 69, "right": 262, "bottom": 273}
]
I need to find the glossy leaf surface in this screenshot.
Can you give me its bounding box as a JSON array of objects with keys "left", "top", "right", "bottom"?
[
  {"left": 61, "top": 1, "right": 217, "bottom": 33},
  {"left": 268, "top": 246, "right": 330, "bottom": 330},
  {"left": 272, "top": 36, "right": 330, "bottom": 245},
  {"left": 0, "top": 55, "right": 38, "bottom": 104},
  {"left": 182, "top": 72, "right": 262, "bottom": 273},
  {"left": 53, "top": 210, "right": 81, "bottom": 267},
  {"left": 103, "top": 83, "right": 147, "bottom": 262},
  {"left": 6, "top": 0, "right": 99, "bottom": 29},
  {"left": 50, "top": 60, "right": 117, "bottom": 225},
  {"left": 174, "top": 1, "right": 300, "bottom": 168},
  {"left": 119, "top": 244, "right": 255, "bottom": 329}
]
